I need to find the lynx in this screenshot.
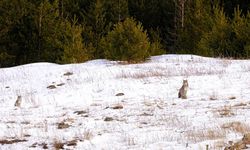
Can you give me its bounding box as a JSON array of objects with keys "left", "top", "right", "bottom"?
[
  {"left": 178, "top": 80, "right": 188, "bottom": 99},
  {"left": 14, "top": 96, "right": 22, "bottom": 107}
]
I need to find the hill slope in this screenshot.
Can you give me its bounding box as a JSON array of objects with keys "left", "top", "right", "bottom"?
[{"left": 1, "top": 55, "right": 250, "bottom": 149}]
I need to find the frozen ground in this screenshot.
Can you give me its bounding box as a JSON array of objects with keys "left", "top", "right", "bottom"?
[{"left": 0, "top": 55, "right": 250, "bottom": 149}]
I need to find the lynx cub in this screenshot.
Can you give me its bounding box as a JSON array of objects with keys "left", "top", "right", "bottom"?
[
  {"left": 178, "top": 80, "right": 188, "bottom": 99},
  {"left": 14, "top": 96, "right": 22, "bottom": 107}
]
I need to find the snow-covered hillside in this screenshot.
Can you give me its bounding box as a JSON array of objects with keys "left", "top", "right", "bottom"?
[{"left": 1, "top": 55, "right": 250, "bottom": 150}]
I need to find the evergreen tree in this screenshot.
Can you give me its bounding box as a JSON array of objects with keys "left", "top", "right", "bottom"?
[
  {"left": 84, "top": 0, "right": 109, "bottom": 58},
  {"left": 148, "top": 28, "right": 165, "bottom": 56},
  {"left": 35, "top": 0, "right": 64, "bottom": 62},
  {"left": 128, "top": 0, "right": 174, "bottom": 52},
  {"left": 198, "top": 6, "right": 234, "bottom": 57},
  {"left": 61, "top": 22, "right": 90, "bottom": 63},
  {"left": 35, "top": 0, "right": 92, "bottom": 63},
  {"left": 176, "top": 0, "right": 213, "bottom": 54},
  {"left": 0, "top": 0, "right": 36, "bottom": 65},
  {"left": 232, "top": 7, "right": 250, "bottom": 57},
  {"left": 100, "top": 18, "right": 150, "bottom": 62},
  {"left": 84, "top": 0, "right": 129, "bottom": 58}
]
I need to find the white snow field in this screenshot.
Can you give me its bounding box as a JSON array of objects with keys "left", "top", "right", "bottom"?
[{"left": 0, "top": 55, "right": 250, "bottom": 150}]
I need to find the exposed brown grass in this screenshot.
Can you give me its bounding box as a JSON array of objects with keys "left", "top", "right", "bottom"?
[
  {"left": 221, "top": 121, "right": 250, "bottom": 134},
  {"left": 185, "top": 128, "right": 226, "bottom": 143},
  {"left": 0, "top": 139, "right": 27, "bottom": 145},
  {"left": 74, "top": 110, "right": 88, "bottom": 115},
  {"left": 63, "top": 72, "right": 73, "bottom": 76},
  {"left": 56, "top": 83, "right": 65, "bottom": 86},
  {"left": 58, "top": 122, "right": 70, "bottom": 129},
  {"left": 212, "top": 140, "right": 227, "bottom": 150},
  {"left": 116, "top": 70, "right": 165, "bottom": 79},
  {"left": 110, "top": 104, "right": 123, "bottom": 109},
  {"left": 104, "top": 117, "right": 114, "bottom": 121},
  {"left": 216, "top": 105, "right": 235, "bottom": 117},
  {"left": 83, "top": 130, "right": 93, "bottom": 141},
  {"left": 209, "top": 92, "right": 218, "bottom": 101},
  {"left": 228, "top": 96, "right": 236, "bottom": 100},
  {"left": 66, "top": 140, "right": 77, "bottom": 146},
  {"left": 116, "top": 64, "right": 226, "bottom": 80},
  {"left": 47, "top": 85, "right": 56, "bottom": 89},
  {"left": 21, "top": 121, "right": 30, "bottom": 125},
  {"left": 53, "top": 140, "right": 64, "bottom": 150},
  {"left": 219, "top": 59, "right": 232, "bottom": 68},
  {"left": 233, "top": 102, "right": 247, "bottom": 107}
]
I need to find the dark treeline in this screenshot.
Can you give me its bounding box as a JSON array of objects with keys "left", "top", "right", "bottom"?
[{"left": 0, "top": 0, "right": 249, "bottom": 67}]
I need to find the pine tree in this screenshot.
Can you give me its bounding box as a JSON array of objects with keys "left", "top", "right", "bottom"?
[
  {"left": 83, "top": 0, "right": 129, "bottom": 59},
  {"left": 128, "top": 0, "right": 173, "bottom": 52},
  {"left": 198, "top": 5, "right": 234, "bottom": 57},
  {"left": 84, "top": 0, "right": 109, "bottom": 58},
  {"left": 61, "top": 22, "right": 90, "bottom": 63},
  {"left": 0, "top": 0, "right": 36, "bottom": 65},
  {"left": 100, "top": 18, "right": 150, "bottom": 62},
  {"left": 34, "top": 0, "right": 62, "bottom": 62},
  {"left": 148, "top": 29, "right": 165, "bottom": 56},
  {"left": 176, "top": 0, "right": 213, "bottom": 54},
  {"left": 232, "top": 7, "right": 250, "bottom": 57}
]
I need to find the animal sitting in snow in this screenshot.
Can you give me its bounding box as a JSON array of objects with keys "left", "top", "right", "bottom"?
[
  {"left": 178, "top": 80, "right": 188, "bottom": 99},
  {"left": 14, "top": 96, "right": 22, "bottom": 107}
]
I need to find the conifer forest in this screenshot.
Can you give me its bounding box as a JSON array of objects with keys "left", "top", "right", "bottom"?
[{"left": 0, "top": 0, "right": 249, "bottom": 67}]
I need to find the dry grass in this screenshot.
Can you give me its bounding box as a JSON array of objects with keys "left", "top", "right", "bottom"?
[
  {"left": 212, "top": 140, "right": 227, "bottom": 150},
  {"left": 228, "top": 96, "right": 236, "bottom": 100},
  {"left": 66, "top": 140, "right": 77, "bottom": 146},
  {"left": 104, "top": 117, "right": 114, "bottom": 121},
  {"left": 221, "top": 121, "right": 250, "bottom": 134},
  {"left": 63, "top": 72, "right": 73, "bottom": 76},
  {"left": 47, "top": 85, "right": 56, "bottom": 89},
  {"left": 216, "top": 105, "right": 235, "bottom": 117},
  {"left": 241, "top": 64, "right": 250, "bottom": 72},
  {"left": 0, "top": 139, "right": 27, "bottom": 145},
  {"left": 116, "top": 64, "right": 226, "bottom": 80},
  {"left": 57, "top": 122, "right": 70, "bottom": 129},
  {"left": 209, "top": 92, "right": 218, "bottom": 100},
  {"left": 21, "top": 121, "right": 30, "bottom": 125},
  {"left": 233, "top": 102, "right": 247, "bottom": 107},
  {"left": 52, "top": 139, "right": 78, "bottom": 149},
  {"left": 116, "top": 70, "right": 165, "bottom": 79},
  {"left": 83, "top": 130, "right": 93, "bottom": 140},
  {"left": 53, "top": 140, "right": 64, "bottom": 150},
  {"left": 185, "top": 128, "right": 226, "bottom": 143},
  {"left": 56, "top": 83, "right": 65, "bottom": 86},
  {"left": 219, "top": 59, "right": 232, "bottom": 68},
  {"left": 110, "top": 104, "right": 124, "bottom": 109}
]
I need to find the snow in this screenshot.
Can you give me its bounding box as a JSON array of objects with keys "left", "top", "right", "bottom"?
[{"left": 0, "top": 54, "right": 250, "bottom": 149}]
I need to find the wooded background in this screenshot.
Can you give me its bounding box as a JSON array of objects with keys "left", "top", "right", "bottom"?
[{"left": 0, "top": 0, "right": 249, "bottom": 67}]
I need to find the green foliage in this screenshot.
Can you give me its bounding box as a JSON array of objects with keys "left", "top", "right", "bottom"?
[
  {"left": 232, "top": 8, "right": 250, "bottom": 58},
  {"left": 1, "top": 0, "right": 250, "bottom": 67},
  {"left": 35, "top": 0, "right": 92, "bottom": 63},
  {"left": 83, "top": 0, "right": 129, "bottom": 59},
  {"left": 0, "top": 0, "right": 36, "bottom": 65},
  {"left": 148, "top": 29, "right": 165, "bottom": 56},
  {"left": 197, "top": 5, "right": 250, "bottom": 58},
  {"left": 0, "top": 52, "right": 14, "bottom": 67},
  {"left": 176, "top": 0, "right": 213, "bottom": 54},
  {"left": 61, "top": 22, "right": 90, "bottom": 63},
  {"left": 84, "top": 0, "right": 110, "bottom": 58},
  {"left": 101, "top": 18, "right": 150, "bottom": 62},
  {"left": 36, "top": 0, "right": 63, "bottom": 62},
  {"left": 102, "top": 0, "right": 129, "bottom": 24},
  {"left": 128, "top": 0, "right": 175, "bottom": 50},
  {"left": 198, "top": 6, "right": 234, "bottom": 57}
]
